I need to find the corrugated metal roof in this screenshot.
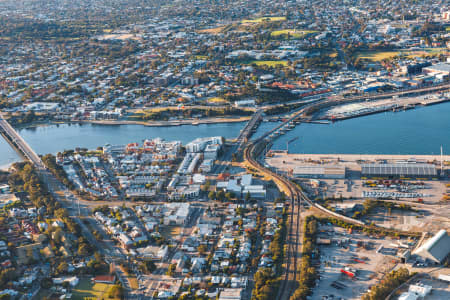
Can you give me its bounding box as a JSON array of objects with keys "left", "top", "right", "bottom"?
[
  {"left": 361, "top": 163, "right": 437, "bottom": 176},
  {"left": 414, "top": 230, "right": 450, "bottom": 263}
]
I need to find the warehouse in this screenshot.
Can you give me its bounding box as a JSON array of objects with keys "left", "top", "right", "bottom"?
[
  {"left": 293, "top": 165, "right": 346, "bottom": 179},
  {"left": 412, "top": 230, "right": 450, "bottom": 264},
  {"left": 423, "top": 62, "right": 450, "bottom": 77},
  {"left": 360, "top": 163, "right": 437, "bottom": 179}
]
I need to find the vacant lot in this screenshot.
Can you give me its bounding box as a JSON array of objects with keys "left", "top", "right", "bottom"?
[
  {"left": 311, "top": 224, "right": 405, "bottom": 300},
  {"left": 197, "top": 26, "right": 226, "bottom": 34},
  {"left": 160, "top": 225, "right": 182, "bottom": 240}
]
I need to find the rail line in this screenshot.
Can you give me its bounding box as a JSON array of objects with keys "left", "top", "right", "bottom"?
[{"left": 242, "top": 83, "right": 439, "bottom": 298}]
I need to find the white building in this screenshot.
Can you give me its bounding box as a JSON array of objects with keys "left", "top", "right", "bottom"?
[
  {"left": 219, "top": 288, "right": 242, "bottom": 300},
  {"left": 408, "top": 284, "right": 432, "bottom": 298},
  {"left": 186, "top": 136, "right": 223, "bottom": 153},
  {"left": 412, "top": 229, "right": 450, "bottom": 263}
]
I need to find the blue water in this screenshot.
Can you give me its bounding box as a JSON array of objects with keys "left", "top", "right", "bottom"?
[
  {"left": 0, "top": 122, "right": 245, "bottom": 167},
  {"left": 0, "top": 102, "right": 449, "bottom": 168},
  {"left": 257, "top": 102, "right": 450, "bottom": 155}
]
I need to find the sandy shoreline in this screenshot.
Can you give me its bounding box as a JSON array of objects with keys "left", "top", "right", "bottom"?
[{"left": 87, "top": 116, "right": 250, "bottom": 127}]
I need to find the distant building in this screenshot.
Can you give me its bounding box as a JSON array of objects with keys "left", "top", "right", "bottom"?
[
  {"left": 423, "top": 63, "right": 450, "bottom": 77},
  {"left": 399, "top": 62, "right": 432, "bottom": 75},
  {"left": 93, "top": 275, "right": 116, "bottom": 284},
  {"left": 412, "top": 230, "right": 450, "bottom": 263},
  {"left": 181, "top": 76, "right": 199, "bottom": 85},
  {"left": 219, "top": 288, "right": 242, "bottom": 300},
  {"left": 234, "top": 99, "right": 256, "bottom": 107}
]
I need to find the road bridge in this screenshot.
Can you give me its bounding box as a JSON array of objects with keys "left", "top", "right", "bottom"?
[
  {"left": 236, "top": 109, "right": 263, "bottom": 143},
  {"left": 0, "top": 114, "right": 45, "bottom": 169}
]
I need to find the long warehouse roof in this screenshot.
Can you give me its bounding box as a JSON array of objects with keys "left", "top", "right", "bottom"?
[{"left": 361, "top": 163, "right": 437, "bottom": 176}]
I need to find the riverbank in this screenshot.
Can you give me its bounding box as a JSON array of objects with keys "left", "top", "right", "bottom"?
[
  {"left": 7, "top": 116, "right": 250, "bottom": 130},
  {"left": 87, "top": 116, "right": 250, "bottom": 127}
]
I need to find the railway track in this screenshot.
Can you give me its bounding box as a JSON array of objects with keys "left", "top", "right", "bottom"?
[
  {"left": 244, "top": 127, "right": 421, "bottom": 299},
  {"left": 245, "top": 143, "right": 304, "bottom": 300}
]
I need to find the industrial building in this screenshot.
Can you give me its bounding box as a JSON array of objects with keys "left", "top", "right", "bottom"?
[
  {"left": 292, "top": 165, "right": 346, "bottom": 179},
  {"left": 412, "top": 229, "right": 450, "bottom": 264},
  {"left": 423, "top": 62, "right": 450, "bottom": 77},
  {"left": 216, "top": 174, "right": 266, "bottom": 199},
  {"left": 361, "top": 163, "right": 437, "bottom": 179}
]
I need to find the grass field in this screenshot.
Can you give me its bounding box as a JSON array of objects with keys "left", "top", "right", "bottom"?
[
  {"left": 72, "top": 278, "right": 116, "bottom": 300},
  {"left": 194, "top": 55, "right": 209, "bottom": 60},
  {"left": 357, "top": 48, "right": 449, "bottom": 61},
  {"left": 270, "top": 29, "right": 316, "bottom": 39},
  {"left": 207, "top": 97, "right": 228, "bottom": 104},
  {"left": 249, "top": 60, "right": 288, "bottom": 67},
  {"left": 241, "top": 16, "right": 286, "bottom": 23},
  {"left": 356, "top": 51, "right": 401, "bottom": 61}
]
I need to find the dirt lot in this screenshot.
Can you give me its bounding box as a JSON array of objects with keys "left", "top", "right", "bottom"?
[
  {"left": 311, "top": 224, "right": 412, "bottom": 300},
  {"left": 267, "top": 153, "right": 450, "bottom": 232}
]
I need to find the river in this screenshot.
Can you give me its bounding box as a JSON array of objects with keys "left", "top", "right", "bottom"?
[
  {"left": 257, "top": 101, "right": 450, "bottom": 155},
  {"left": 0, "top": 122, "right": 245, "bottom": 168},
  {"left": 1, "top": 102, "right": 449, "bottom": 168}
]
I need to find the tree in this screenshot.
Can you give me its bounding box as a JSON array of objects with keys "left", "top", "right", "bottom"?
[
  {"left": 57, "top": 261, "right": 68, "bottom": 274},
  {"left": 166, "top": 264, "right": 176, "bottom": 277},
  {"left": 54, "top": 208, "right": 69, "bottom": 219},
  {"left": 217, "top": 190, "right": 225, "bottom": 202},
  {"left": 78, "top": 243, "right": 89, "bottom": 256},
  {"left": 140, "top": 260, "right": 156, "bottom": 274},
  {"left": 108, "top": 284, "right": 124, "bottom": 299},
  {"left": 197, "top": 244, "right": 207, "bottom": 255},
  {"left": 245, "top": 191, "right": 251, "bottom": 202}
]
